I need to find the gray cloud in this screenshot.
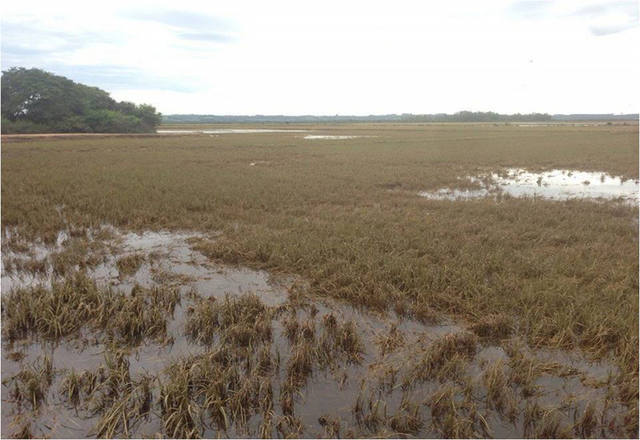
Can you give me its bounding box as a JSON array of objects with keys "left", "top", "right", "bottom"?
[
  {"left": 1, "top": 20, "right": 122, "bottom": 62},
  {"left": 48, "top": 64, "right": 198, "bottom": 93},
  {"left": 572, "top": 1, "right": 638, "bottom": 18},
  {"left": 1, "top": 17, "right": 199, "bottom": 93},
  {"left": 2, "top": 44, "right": 52, "bottom": 57},
  {"left": 507, "top": 0, "right": 638, "bottom": 36},
  {"left": 178, "top": 31, "right": 233, "bottom": 42},
  {"left": 589, "top": 21, "right": 637, "bottom": 36},
  {"left": 123, "top": 10, "right": 230, "bottom": 30},
  {"left": 1, "top": 61, "right": 197, "bottom": 93},
  {"left": 573, "top": 1, "right": 639, "bottom": 36},
  {"left": 508, "top": 1, "right": 552, "bottom": 19},
  {"left": 122, "top": 9, "right": 236, "bottom": 43}
]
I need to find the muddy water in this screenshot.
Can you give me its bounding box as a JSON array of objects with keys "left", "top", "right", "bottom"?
[
  {"left": 419, "top": 168, "right": 639, "bottom": 204},
  {"left": 2, "top": 229, "right": 288, "bottom": 306},
  {"left": 0, "top": 227, "right": 631, "bottom": 438},
  {"left": 1, "top": 229, "right": 68, "bottom": 292}
]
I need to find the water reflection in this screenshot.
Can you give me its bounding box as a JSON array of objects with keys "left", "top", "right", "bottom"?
[{"left": 419, "top": 168, "right": 639, "bottom": 203}]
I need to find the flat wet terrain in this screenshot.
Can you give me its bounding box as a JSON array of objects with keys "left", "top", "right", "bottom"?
[
  {"left": 1, "top": 123, "right": 638, "bottom": 438},
  {"left": 0, "top": 225, "right": 628, "bottom": 438}
]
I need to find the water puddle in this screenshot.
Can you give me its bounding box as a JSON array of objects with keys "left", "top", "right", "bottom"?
[
  {"left": 418, "top": 187, "right": 490, "bottom": 201},
  {"left": 157, "top": 129, "right": 308, "bottom": 134},
  {"left": 1, "top": 230, "right": 70, "bottom": 293},
  {"left": 419, "top": 168, "right": 639, "bottom": 204},
  {"left": 2, "top": 228, "right": 289, "bottom": 307}
]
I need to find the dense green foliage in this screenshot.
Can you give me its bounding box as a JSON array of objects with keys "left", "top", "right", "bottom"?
[{"left": 1, "top": 67, "right": 161, "bottom": 133}]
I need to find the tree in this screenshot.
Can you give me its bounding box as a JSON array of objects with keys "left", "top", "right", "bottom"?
[{"left": 1, "top": 67, "right": 162, "bottom": 133}]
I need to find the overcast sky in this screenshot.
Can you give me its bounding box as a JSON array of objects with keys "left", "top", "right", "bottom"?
[{"left": 2, "top": 0, "right": 638, "bottom": 114}]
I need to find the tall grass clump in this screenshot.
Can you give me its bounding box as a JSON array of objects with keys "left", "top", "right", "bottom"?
[
  {"left": 184, "top": 293, "right": 272, "bottom": 346},
  {"left": 1, "top": 272, "right": 179, "bottom": 345}
]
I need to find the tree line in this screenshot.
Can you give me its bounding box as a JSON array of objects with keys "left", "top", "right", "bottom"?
[
  {"left": 163, "top": 112, "right": 555, "bottom": 124},
  {"left": 1, "top": 67, "right": 162, "bottom": 134}
]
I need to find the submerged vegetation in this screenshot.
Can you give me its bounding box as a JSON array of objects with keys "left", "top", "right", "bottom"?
[
  {"left": 2, "top": 273, "right": 179, "bottom": 345},
  {"left": 1, "top": 123, "right": 638, "bottom": 437}
]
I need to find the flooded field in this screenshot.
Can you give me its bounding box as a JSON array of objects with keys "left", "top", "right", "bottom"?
[
  {"left": 419, "top": 168, "right": 639, "bottom": 203},
  {"left": 2, "top": 123, "right": 638, "bottom": 438},
  {"left": 1, "top": 224, "right": 629, "bottom": 438}
]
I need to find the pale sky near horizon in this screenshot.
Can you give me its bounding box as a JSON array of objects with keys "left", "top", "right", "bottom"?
[{"left": 1, "top": 0, "right": 638, "bottom": 115}]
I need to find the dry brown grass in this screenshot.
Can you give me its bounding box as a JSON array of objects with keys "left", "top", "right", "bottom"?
[
  {"left": 470, "top": 313, "right": 513, "bottom": 339},
  {"left": 115, "top": 253, "right": 145, "bottom": 276},
  {"left": 2, "top": 125, "right": 636, "bottom": 366},
  {"left": 403, "top": 332, "right": 478, "bottom": 386},
  {"left": 376, "top": 323, "right": 405, "bottom": 356},
  {"left": 1, "top": 272, "right": 179, "bottom": 345},
  {"left": 482, "top": 360, "right": 518, "bottom": 419},
  {"left": 184, "top": 293, "right": 272, "bottom": 346}
]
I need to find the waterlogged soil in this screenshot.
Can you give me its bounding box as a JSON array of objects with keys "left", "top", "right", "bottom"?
[
  {"left": 0, "top": 226, "right": 631, "bottom": 438},
  {"left": 419, "top": 168, "right": 639, "bottom": 204}
]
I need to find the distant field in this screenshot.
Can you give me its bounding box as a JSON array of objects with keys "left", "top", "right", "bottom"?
[{"left": 1, "top": 123, "right": 638, "bottom": 437}]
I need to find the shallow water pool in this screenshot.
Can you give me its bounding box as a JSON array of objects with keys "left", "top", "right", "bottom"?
[{"left": 419, "top": 168, "right": 639, "bottom": 203}]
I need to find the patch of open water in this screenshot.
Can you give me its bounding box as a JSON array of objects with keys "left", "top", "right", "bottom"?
[{"left": 419, "top": 168, "right": 639, "bottom": 204}]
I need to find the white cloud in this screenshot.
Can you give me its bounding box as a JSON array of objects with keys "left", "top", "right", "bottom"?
[{"left": 2, "top": 0, "right": 638, "bottom": 114}]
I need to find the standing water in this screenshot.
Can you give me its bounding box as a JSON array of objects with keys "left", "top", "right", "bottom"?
[{"left": 419, "top": 168, "right": 639, "bottom": 203}]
